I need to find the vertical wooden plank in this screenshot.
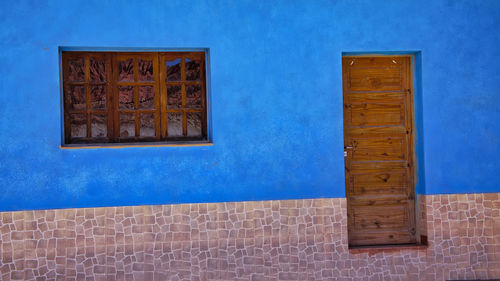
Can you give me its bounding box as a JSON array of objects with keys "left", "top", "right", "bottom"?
[
  {"left": 154, "top": 53, "right": 161, "bottom": 140},
  {"left": 62, "top": 53, "right": 70, "bottom": 144},
  {"left": 201, "top": 52, "right": 207, "bottom": 138},
  {"left": 112, "top": 53, "right": 120, "bottom": 142},
  {"left": 133, "top": 56, "right": 140, "bottom": 138},
  {"left": 134, "top": 87, "right": 140, "bottom": 138},
  {"left": 84, "top": 55, "right": 91, "bottom": 140},
  {"left": 135, "top": 112, "right": 140, "bottom": 138},
  {"left": 105, "top": 53, "right": 114, "bottom": 141},
  {"left": 342, "top": 57, "right": 354, "bottom": 245},
  {"left": 181, "top": 56, "right": 187, "bottom": 136},
  {"left": 133, "top": 56, "right": 138, "bottom": 84},
  {"left": 159, "top": 54, "right": 168, "bottom": 139},
  {"left": 182, "top": 84, "right": 187, "bottom": 136},
  {"left": 405, "top": 56, "right": 416, "bottom": 241},
  {"left": 180, "top": 54, "right": 186, "bottom": 81}
]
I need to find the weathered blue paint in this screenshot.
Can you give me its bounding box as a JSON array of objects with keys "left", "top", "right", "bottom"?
[{"left": 0, "top": 0, "right": 499, "bottom": 211}]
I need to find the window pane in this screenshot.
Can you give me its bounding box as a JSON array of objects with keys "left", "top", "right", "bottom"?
[
  {"left": 186, "top": 85, "right": 202, "bottom": 109},
  {"left": 91, "top": 114, "right": 107, "bottom": 138},
  {"left": 68, "top": 58, "right": 85, "bottom": 82},
  {"left": 63, "top": 51, "right": 207, "bottom": 145},
  {"left": 187, "top": 112, "right": 202, "bottom": 137},
  {"left": 166, "top": 58, "right": 181, "bottom": 81},
  {"left": 167, "top": 85, "right": 182, "bottom": 109},
  {"left": 118, "top": 86, "right": 134, "bottom": 110},
  {"left": 138, "top": 59, "right": 154, "bottom": 81},
  {"left": 118, "top": 58, "right": 134, "bottom": 82},
  {"left": 119, "top": 114, "right": 135, "bottom": 138},
  {"left": 89, "top": 58, "right": 106, "bottom": 82},
  {"left": 138, "top": 86, "right": 154, "bottom": 109},
  {"left": 167, "top": 113, "right": 183, "bottom": 137},
  {"left": 140, "top": 113, "right": 155, "bottom": 137},
  {"left": 67, "top": 85, "right": 86, "bottom": 111},
  {"left": 90, "top": 85, "right": 106, "bottom": 110},
  {"left": 70, "top": 114, "right": 87, "bottom": 138},
  {"left": 185, "top": 58, "right": 201, "bottom": 81}
]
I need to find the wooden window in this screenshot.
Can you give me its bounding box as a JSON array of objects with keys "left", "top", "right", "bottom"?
[
  {"left": 342, "top": 55, "right": 417, "bottom": 247},
  {"left": 62, "top": 51, "right": 208, "bottom": 146}
]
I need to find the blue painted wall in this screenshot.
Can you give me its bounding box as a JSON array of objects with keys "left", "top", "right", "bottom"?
[{"left": 1, "top": 0, "right": 499, "bottom": 211}]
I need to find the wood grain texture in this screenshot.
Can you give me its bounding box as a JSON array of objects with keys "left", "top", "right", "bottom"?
[{"left": 343, "top": 56, "right": 416, "bottom": 246}]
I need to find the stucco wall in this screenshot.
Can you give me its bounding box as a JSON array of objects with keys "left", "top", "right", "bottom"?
[{"left": 0, "top": 0, "right": 499, "bottom": 211}]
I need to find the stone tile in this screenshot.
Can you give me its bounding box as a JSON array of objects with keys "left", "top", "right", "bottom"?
[{"left": 0, "top": 193, "right": 499, "bottom": 280}]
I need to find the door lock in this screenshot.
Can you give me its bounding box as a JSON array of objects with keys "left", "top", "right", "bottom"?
[{"left": 344, "top": 146, "right": 353, "bottom": 157}]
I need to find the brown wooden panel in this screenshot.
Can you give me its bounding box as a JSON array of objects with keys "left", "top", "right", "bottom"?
[
  {"left": 353, "top": 205, "right": 407, "bottom": 230},
  {"left": 343, "top": 55, "right": 416, "bottom": 247},
  {"left": 351, "top": 136, "right": 406, "bottom": 161},
  {"left": 349, "top": 161, "right": 409, "bottom": 172},
  {"left": 345, "top": 126, "right": 407, "bottom": 136},
  {"left": 350, "top": 230, "right": 412, "bottom": 246},
  {"left": 348, "top": 67, "right": 402, "bottom": 91},
  {"left": 343, "top": 57, "right": 408, "bottom": 92},
  {"left": 345, "top": 91, "right": 406, "bottom": 129},
  {"left": 349, "top": 102, "right": 403, "bottom": 127},
  {"left": 346, "top": 91, "right": 405, "bottom": 102},
  {"left": 350, "top": 172, "right": 407, "bottom": 196},
  {"left": 350, "top": 195, "right": 409, "bottom": 207}
]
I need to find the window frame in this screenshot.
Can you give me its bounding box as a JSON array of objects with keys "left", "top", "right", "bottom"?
[{"left": 59, "top": 48, "right": 212, "bottom": 148}]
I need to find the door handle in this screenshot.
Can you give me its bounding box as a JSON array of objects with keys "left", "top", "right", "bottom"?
[{"left": 344, "top": 146, "right": 353, "bottom": 157}]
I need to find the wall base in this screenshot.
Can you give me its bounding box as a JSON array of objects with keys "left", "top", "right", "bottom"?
[{"left": 1, "top": 193, "right": 499, "bottom": 280}]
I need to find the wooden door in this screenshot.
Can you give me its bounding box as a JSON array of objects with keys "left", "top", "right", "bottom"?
[{"left": 342, "top": 56, "right": 416, "bottom": 246}]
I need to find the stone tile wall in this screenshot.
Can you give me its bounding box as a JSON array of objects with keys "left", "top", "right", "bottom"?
[
  {"left": 416, "top": 194, "right": 427, "bottom": 245},
  {"left": 0, "top": 193, "right": 499, "bottom": 281}
]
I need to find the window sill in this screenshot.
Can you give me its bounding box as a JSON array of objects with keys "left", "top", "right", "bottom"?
[
  {"left": 60, "top": 141, "right": 213, "bottom": 149},
  {"left": 349, "top": 243, "right": 427, "bottom": 254}
]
